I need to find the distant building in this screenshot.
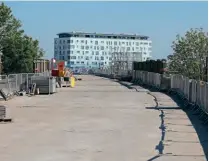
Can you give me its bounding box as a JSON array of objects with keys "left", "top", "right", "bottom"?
[
  {"left": 54, "top": 32, "right": 152, "bottom": 70},
  {"left": 33, "top": 59, "right": 50, "bottom": 73}
]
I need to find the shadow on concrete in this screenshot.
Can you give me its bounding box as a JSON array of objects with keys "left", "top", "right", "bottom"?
[
  {"left": 116, "top": 80, "right": 208, "bottom": 161},
  {"left": 146, "top": 107, "right": 181, "bottom": 110}
]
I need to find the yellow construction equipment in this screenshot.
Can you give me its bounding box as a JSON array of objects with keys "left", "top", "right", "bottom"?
[{"left": 70, "top": 77, "right": 75, "bottom": 88}]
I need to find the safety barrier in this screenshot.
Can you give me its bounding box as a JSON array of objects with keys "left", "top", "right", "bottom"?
[{"left": 95, "top": 69, "right": 208, "bottom": 116}]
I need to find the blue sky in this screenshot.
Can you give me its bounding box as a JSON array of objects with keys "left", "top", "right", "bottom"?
[{"left": 5, "top": 1, "right": 208, "bottom": 59}]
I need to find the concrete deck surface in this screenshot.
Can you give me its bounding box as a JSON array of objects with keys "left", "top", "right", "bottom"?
[{"left": 0, "top": 75, "right": 207, "bottom": 161}]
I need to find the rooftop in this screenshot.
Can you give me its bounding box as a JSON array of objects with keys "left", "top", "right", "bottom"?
[{"left": 56, "top": 32, "right": 149, "bottom": 40}]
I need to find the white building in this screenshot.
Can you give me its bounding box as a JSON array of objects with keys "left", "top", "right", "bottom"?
[{"left": 54, "top": 32, "right": 152, "bottom": 70}]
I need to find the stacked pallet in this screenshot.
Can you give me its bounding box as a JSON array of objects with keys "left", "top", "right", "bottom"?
[{"left": 0, "top": 105, "right": 6, "bottom": 119}]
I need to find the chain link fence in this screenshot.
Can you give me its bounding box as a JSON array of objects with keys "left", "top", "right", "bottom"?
[{"left": 0, "top": 71, "right": 52, "bottom": 95}]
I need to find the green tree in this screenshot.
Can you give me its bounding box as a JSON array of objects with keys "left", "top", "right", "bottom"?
[
  {"left": 2, "top": 34, "right": 44, "bottom": 73},
  {"left": 0, "top": 3, "right": 45, "bottom": 74},
  {"left": 168, "top": 28, "right": 208, "bottom": 81},
  {"left": 0, "top": 2, "right": 22, "bottom": 52}
]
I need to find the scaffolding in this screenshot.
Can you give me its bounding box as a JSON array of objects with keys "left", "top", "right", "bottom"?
[{"left": 110, "top": 51, "right": 142, "bottom": 77}]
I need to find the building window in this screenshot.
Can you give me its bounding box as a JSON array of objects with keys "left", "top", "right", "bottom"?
[
  {"left": 59, "top": 40, "right": 62, "bottom": 44},
  {"left": 68, "top": 45, "right": 70, "bottom": 49},
  {"left": 70, "top": 45, "right": 75, "bottom": 49},
  {"left": 85, "top": 46, "right": 89, "bottom": 50},
  {"left": 136, "top": 42, "right": 139, "bottom": 46},
  {"left": 85, "top": 40, "right": 88, "bottom": 44},
  {"left": 92, "top": 51, "right": 94, "bottom": 55},
  {"left": 91, "top": 40, "right": 93, "bottom": 43},
  {"left": 63, "top": 51, "right": 65, "bottom": 54},
  {"left": 85, "top": 51, "right": 89, "bottom": 54},
  {"left": 67, "top": 50, "right": 70, "bottom": 54},
  {"left": 71, "top": 51, "right": 73, "bottom": 54},
  {"left": 55, "top": 40, "right": 57, "bottom": 44},
  {"left": 70, "top": 61, "right": 74, "bottom": 65},
  {"left": 77, "top": 51, "right": 80, "bottom": 54},
  {"left": 81, "top": 61, "right": 84, "bottom": 64},
  {"left": 149, "top": 42, "right": 152, "bottom": 46},
  {"left": 94, "top": 46, "right": 96, "bottom": 50},
  {"left": 85, "top": 56, "right": 89, "bottom": 60},
  {"left": 95, "top": 41, "right": 98, "bottom": 45},
  {"left": 97, "top": 46, "right": 99, "bottom": 50},
  {"left": 96, "top": 51, "right": 99, "bottom": 55},
  {"left": 62, "top": 56, "right": 65, "bottom": 60},
  {"left": 70, "top": 56, "right": 76, "bottom": 59},
  {"left": 70, "top": 40, "right": 73, "bottom": 43},
  {"left": 68, "top": 56, "right": 70, "bottom": 59},
  {"left": 126, "top": 42, "right": 128, "bottom": 45},
  {"left": 144, "top": 42, "right": 148, "bottom": 45},
  {"left": 81, "top": 46, "right": 84, "bottom": 49},
  {"left": 101, "top": 46, "right": 104, "bottom": 50},
  {"left": 101, "top": 56, "right": 104, "bottom": 60},
  {"left": 76, "top": 40, "right": 79, "bottom": 43},
  {"left": 114, "top": 41, "right": 117, "bottom": 45},
  {"left": 129, "top": 42, "right": 131, "bottom": 46},
  {"left": 76, "top": 61, "right": 80, "bottom": 64},
  {"left": 132, "top": 47, "right": 134, "bottom": 51},
  {"left": 67, "top": 40, "right": 70, "bottom": 43},
  {"left": 63, "top": 40, "right": 65, "bottom": 44},
  {"left": 95, "top": 56, "right": 99, "bottom": 60},
  {"left": 101, "top": 41, "right": 104, "bottom": 43},
  {"left": 81, "top": 56, "right": 83, "bottom": 59}
]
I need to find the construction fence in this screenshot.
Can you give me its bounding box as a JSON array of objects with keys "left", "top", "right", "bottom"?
[
  {"left": 0, "top": 71, "right": 50, "bottom": 95},
  {"left": 94, "top": 68, "right": 208, "bottom": 116},
  {"left": 133, "top": 70, "right": 208, "bottom": 115}
]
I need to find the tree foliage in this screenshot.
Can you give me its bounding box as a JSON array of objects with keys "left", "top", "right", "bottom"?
[
  {"left": 0, "top": 2, "right": 44, "bottom": 74},
  {"left": 168, "top": 28, "right": 208, "bottom": 81}
]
